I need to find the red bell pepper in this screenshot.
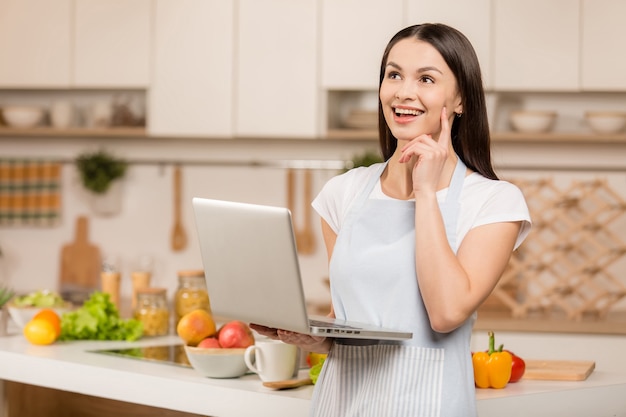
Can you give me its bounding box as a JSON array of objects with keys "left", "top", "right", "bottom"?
[{"left": 505, "top": 350, "right": 526, "bottom": 383}]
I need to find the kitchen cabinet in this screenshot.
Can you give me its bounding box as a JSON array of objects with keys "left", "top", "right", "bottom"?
[
  {"left": 405, "top": 0, "right": 493, "bottom": 88},
  {"left": 73, "top": 0, "right": 152, "bottom": 88},
  {"left": 581, "top": 0, "right": 626, "bottom": 91},
  {"left": 493, "top": 0, "right": 579, "bottom": 91},
  {"left": 321, "top": 0, "right": 404, "bottom": 90},
  {"left": 0, "top": 0, "right": 72, "bottom": 87},
  {"left": 235, "top": 0, "right": 318, "bottom": 138},
  {"left": 0, "top": 0, "right": 150, "bottom": 89},
  {"left": 149, "top": 0, "right": 235, "bottom": 137}
]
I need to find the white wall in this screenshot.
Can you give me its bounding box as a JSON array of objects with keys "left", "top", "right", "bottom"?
[
  {"left": 2, "top": 134, "right": 626, "bottom": 318},
  {"left": 0, "top": 136, "right": 378, "bottom": 314}
]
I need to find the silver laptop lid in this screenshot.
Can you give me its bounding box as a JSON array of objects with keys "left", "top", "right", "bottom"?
[{"left": 192, "top": 197, "right": 311, "bottom": 334}]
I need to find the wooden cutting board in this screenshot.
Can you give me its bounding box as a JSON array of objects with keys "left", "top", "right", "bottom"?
[
  {"left": 523, "top": 359, "right": 595, "bottom": 381},
  {"left": 59, "top": 216, "right": 101, "bottom": 291}
]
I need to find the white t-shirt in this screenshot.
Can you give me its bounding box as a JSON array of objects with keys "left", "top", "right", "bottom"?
[{"left": 312, "top": 163, "right": 531, "bottom": 249}]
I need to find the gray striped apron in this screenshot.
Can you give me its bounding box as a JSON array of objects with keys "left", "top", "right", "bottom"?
[{"left": 311, "top": 157, "right": 477, "bottom": 417}]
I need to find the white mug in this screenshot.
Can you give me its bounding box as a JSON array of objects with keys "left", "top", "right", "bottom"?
[{"left": 244, "top": 339, "right": 298, "bottom": 382}]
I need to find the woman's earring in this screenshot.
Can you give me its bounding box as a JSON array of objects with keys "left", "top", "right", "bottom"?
[{"left": 455, "top": 112, "right": 463, "bottom": 118}]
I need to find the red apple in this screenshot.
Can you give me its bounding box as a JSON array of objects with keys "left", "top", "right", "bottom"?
[
  {"left": 197, "top": 337, "right": 221, "bottom": 349},
  {"left": 218, "top": 321, "right": 255, "bottom": 348}
]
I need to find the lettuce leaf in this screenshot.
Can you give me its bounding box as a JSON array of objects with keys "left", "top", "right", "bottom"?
[{"left": 59, "top": 292, "right": 143, "bottom": 341}]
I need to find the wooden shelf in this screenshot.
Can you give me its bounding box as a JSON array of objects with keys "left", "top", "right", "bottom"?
[
  {"left": 326, "top": 128, "right": 626, "bottom": 143},
  {"left": 325, "top": 128, "right": 377, "bottom": 140},
  {"left": 1, "top": 125, "right": 625, "bottom": 144},
  {"left": 0, "top": 126, "right": 147, "bottom": 138},
  {"left": 492, "top": 131, "right": 626, "bottom": 143}
]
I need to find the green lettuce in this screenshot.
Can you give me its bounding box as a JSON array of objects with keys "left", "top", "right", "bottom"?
[{"left": 59, "top": 292, "right": 143, "bottom": 341}]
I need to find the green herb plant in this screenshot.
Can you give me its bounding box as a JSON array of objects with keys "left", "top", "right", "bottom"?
[
  {"left": 75, "top": 150, "right": 128, "bottom": 194},
  {"left": 59, "top": 292, "right": 143, "bottom": 341},
  {"left": 0, "top": 284, "right": 14, "bottom": 308},
  {"left": 343, "top": 150, "right": 383, "bottom": 173}
]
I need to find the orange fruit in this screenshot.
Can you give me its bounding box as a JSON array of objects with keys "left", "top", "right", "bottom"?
[
  {"left": 33, "top": 309, "right": 61, "bottom": 338},
  {"left": 23, "top": 318, "right": 58, "bottom": 345}
]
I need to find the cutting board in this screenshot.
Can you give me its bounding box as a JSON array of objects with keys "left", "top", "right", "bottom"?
[
  {"left": 523, "top": 359, "right": 595, "bottom": 381},
  {"left": 59, "top": 216, "right": 101, "bottom": 291}
]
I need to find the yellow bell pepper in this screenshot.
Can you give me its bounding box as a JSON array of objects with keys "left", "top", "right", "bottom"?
[{"left": 472, "top": 331, "right": 513, "bottom": 389}]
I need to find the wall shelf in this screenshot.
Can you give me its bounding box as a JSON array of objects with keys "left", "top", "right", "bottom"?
[
  {"left": 0, "top": 126, "right": 146, "bottom": 138},
  {"left": 2, "top": 125, "right": 626, "bottom": 144}
]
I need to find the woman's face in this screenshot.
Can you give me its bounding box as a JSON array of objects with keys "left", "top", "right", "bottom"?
[{"left": 379, "top": 38, "right": 462, "bottom": 144}]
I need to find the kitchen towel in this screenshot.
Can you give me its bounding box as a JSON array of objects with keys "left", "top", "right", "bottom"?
[{"left": 0, "top": 159, "right": 62, "bottom": 227}]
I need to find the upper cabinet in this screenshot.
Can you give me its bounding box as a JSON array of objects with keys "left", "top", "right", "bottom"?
[
  {"left": 321, "top": 0, "right": 404, "bottom": 90},
  {"left": 0, "top": 0, "right": 72, "bottom": 87},
  {"left": 580, "top": 0, "right": 626, "bottom": 91},
  {"left": 0, "top": 0, "right": 150, "bottom": 88},
  {"left": 74, "top": 0, "right": 151, "bottom": 88},
  {"left": 149, "top": 0, "right": 235, "bottom": 137},
  {"left": 405, "top": 0, "right": 492, "bottom": 89},
  {"left": 235, "top": 0, "right": 318, "bottom": 138},
  {"left": 493, "top": 0, "right": 579, "bottom": 91}
]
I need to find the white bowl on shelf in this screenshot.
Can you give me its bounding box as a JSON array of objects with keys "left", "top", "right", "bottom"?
[
  {"left": 2, "top": 105, "right": 45, "bottom": 128},
  {"left": 584, "top": 112, "right": 626, "bottom": 134},
  {"left": 509, "top": 110, "right": 557, "bottom": 133}
]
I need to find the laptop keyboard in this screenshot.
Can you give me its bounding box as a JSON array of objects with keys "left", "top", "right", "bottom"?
[{"left": 309, "top": 319, "right": 360, "bottom": 330}]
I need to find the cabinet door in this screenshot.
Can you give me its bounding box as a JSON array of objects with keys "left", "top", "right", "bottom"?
[
  {"left": 74, "top": 0, "right": 152, "bottom": 87},
  {"left": 236, "top": 0, "right": 318, "bottom": 138},
  {"left": 493, "top": 0, "right": 579, "bottom": 91},
  {"left": 0, "top": 0, "right": 72, "bottom": 87},
  {"left": 405, "top": 0, "right": 492, "bottom": 88},
  {"left": 149, "top": 0, "right": 235, "bottom": 137},
  {"left": 581, "top": 0, "right": 626, "bottom": 91},
  {"left": 321, "top": 0, "right": 403, "bottom": 90}
]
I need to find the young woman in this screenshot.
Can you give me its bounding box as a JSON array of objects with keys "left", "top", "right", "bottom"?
[{"left": 252, "top": 23, "right": 531, "bottom": 416}]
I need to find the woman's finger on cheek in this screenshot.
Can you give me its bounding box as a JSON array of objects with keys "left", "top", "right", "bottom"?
[{"left": 439, "top": 107, "right": 453, "bottom": 148}]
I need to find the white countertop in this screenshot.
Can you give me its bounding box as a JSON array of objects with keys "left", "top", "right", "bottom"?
[{"left": 1, "top": 330, "right": 626, "bottom": 417}]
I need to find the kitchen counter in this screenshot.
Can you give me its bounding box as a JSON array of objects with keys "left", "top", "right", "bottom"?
[{"left": 1, "top": 331, "right": 626, "bottom": 417}]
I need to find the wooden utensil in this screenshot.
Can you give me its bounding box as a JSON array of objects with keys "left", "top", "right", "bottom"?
[
  {"left": 286, "top": 169, "right": 315, "bottom": 254},
  {"left": 299, "top": 169, "right": 315, "bottom": 254},
  {"left": 523, "top": 359, "right": 595, "bottom": 381},
  {"left": 171, "top": 165, "right": 187, "bottom": 251},
  {"left": 262, "top": 377, "right": 313, "bottom": 390},
  {"left": 59, "top": 216, "right": 101, "bottom": 291}
]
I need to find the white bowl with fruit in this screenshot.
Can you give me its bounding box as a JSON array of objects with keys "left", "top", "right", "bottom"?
[
  {"left": 177, "top": 309, "right": 255, "bottom": 378},
  {"left": 7, "top": 290, "right": 72, "bottom": 328}
]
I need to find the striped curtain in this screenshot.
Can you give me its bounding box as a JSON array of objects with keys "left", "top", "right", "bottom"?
[{"left": 0, "top": 159, "right": 62, "bottom": 226}]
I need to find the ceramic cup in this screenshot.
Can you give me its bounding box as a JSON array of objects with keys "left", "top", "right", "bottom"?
[{"left": 244, "top": 339, "right": 298, "bottom": 382}]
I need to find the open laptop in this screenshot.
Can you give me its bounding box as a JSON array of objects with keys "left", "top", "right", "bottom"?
[{"left": 192, "top": 197, "right": 412, "bottom": 341}]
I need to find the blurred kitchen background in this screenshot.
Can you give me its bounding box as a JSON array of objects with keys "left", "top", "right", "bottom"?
[{"left": 1, "top": 0, "right": 626, "bottom": 321}]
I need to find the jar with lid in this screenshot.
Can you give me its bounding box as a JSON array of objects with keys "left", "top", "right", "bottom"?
[
  {"left": 174, "top": 269, "right": 211, "bottom": 326},
  {"left": 134, "top": 287, "right": 170, "bottom": 336}
]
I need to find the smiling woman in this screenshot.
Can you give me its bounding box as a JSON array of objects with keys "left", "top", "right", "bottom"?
[{"left": 252, "top": 23, "right": 531, "bottom": 417}]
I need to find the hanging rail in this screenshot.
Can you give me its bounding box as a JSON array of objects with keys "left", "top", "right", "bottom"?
[{"left": 53, "top": 158, "right": 352, "bottom": 171}]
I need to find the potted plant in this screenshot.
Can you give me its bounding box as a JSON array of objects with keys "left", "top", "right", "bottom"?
[
  {"left": 75, "top": 150, "right": 128, "bottom": 215},
  {"left": 0, "top": 283, "right": 15, "bottom": 336}
]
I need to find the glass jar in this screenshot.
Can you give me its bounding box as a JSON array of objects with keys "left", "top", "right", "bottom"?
[
  {"left": 174, "top": 269, "right": 210, "bottom": 326},
  {"left": 134, "top": 287, "right": 170, "bottom": 336}
]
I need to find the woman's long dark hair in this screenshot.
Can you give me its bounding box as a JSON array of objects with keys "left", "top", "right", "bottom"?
[{"left": 378, "top": 24, "right": 497, "bottom": 180}]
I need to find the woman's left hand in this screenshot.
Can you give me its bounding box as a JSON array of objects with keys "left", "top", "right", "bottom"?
[
  {"left": 249, "top": 323, "right": 330, "bottom": 352},
  {"left": 398, "top": 106, "right": 452, "bottom": 194}
]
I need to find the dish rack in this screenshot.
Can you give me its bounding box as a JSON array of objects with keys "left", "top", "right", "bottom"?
[{"left": 485, "top": 176, "right": 626, "bottom": 320}]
